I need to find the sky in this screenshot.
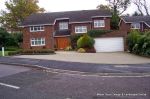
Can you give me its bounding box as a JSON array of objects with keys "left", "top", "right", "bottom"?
[{"left": 0, "top": 0, "right": 148, "bottom": 15}]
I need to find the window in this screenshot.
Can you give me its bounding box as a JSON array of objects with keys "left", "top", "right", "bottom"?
[
  {"left": 59, "top": 22, "right": 68, "bottom": 30},
  {"left": 31, "top": 38, "right": 45, "bottom": 46},
  {"left": 30, "top": 26, "right": 44, "bottom": 32},
  {"left": 75, "top": 26, "right": 87, "bottom": 33},
  {"left": 131, "top": 23, "right": 140, "bottom": 29},
  {"left": 94, "top": 20, "right": 105, "bottom": 27}
]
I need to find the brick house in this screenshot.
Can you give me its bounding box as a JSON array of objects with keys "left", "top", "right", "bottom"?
[
  {"left": 119, "top": 16, "right": 150, "bottom": 33},
  {"left": 21, "top": 9, "right": 127, "bottom": 52}
]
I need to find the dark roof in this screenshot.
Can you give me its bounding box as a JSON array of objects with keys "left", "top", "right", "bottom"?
[
  {"left": 21, "top": 9, "right": 112, "bottom": 26},
  {"left": 54, "top": 29, "right": 71, "bottom": 36},
  {"left": 122, "top": 16, "right": 150, "bottom": 27}
]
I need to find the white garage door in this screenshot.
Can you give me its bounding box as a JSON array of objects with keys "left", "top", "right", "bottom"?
[{"left": 94, "top": 37, "right": 124, "bottom": 52}]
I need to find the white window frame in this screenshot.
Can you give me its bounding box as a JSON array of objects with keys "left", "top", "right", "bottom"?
[
  {"left": 31, "top": 38, "right": 45, "bottom": 46},
  {"left": 131, "top": 23, "right": 140, "bottom": 29},
  {"left": 59, "top": 22, "right": 68, "bottom": 30},
  {"left": 75, "top": 26, "right": 87, "bottom": 33},
  {"left": 30, "top": 26, "right": 44, "bottom": 32},
  {"left": 94, "top": 20, "right": 105, "bottom": 28}
]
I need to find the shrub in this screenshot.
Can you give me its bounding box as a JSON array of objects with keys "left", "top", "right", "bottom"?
[
  {"left": 21, "top": 49, "right": 55, "bottom": 55},
  {"left": 70, "top": 34, "right": 83, "bottom": 49},
  {"left": 64, "top": 46, "right": 73, "bottom": 51},
  {"left": 87, "top": 30, "right": 112, "bottom": 37},
  {"left": 77, "top": 48, "right": 86, "bottom": 53},
  {"left": 128, "top": 31, "right": 150, "bottom": 57},
  {"left": 77, "top": 34, "right": 95, "bottom": 49},
  {"left": 127, "top": 30, "right": 141, "bottom": 52},
  {"left": 8, "top": 50, "right": 21, "bottom": 56}
]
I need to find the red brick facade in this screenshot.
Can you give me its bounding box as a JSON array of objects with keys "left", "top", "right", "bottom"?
[{"left": 23, "top": 17, "right": 112, "bottom": 49}]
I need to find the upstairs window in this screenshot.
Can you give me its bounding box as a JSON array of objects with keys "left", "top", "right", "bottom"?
[
  {"left": 59, "top": 22, "right": 68, "bottom": 30},
  {"left": 75, "top": 26, "right": 87, "bottom": 33},
  {"left": 31, "top": 38, "right": 45, "bottom": 46},
  {"left": 131, "top": 23, "right": 140, "bottom": 29},
  {"left": 30, "top": 26, "right": 44, "bottom": 32},
  {"left": 94, "top": 20, "right": 105, "bottom": 28}
]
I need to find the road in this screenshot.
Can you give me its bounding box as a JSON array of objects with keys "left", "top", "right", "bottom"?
[{"left": 0, "top": 64, "right": 150, "bottom": 99}]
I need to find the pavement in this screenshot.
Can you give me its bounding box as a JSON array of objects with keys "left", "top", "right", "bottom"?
[
  {"left": 14, "top": 51, "right": 150, "bottom": 64},
  {"left": 0, "top": 64, "right": 150, "bottom": 99}
]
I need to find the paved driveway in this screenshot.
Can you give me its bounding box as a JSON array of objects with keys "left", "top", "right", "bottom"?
[{"left": 15, "top": 51, "right": 150, "bottom": 64}]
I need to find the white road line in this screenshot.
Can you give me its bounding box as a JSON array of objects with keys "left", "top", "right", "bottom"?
[{"left": 0, "top": 82, "right": 20, "bottom": 89}]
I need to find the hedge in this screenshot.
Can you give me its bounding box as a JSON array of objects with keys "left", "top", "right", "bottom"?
[{"left": 87, "top": 30, "right": 112, "bottom": 37}]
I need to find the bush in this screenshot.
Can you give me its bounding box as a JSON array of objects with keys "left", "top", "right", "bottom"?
[
  {"left": 77, "top": 48, "right": 86, "bottom": 53},
  {"left": 70, "top": 34, "right": 83, "bottom": 49},
  {"left": 127, "top": 31, "right": 150, "bottom": 57},
  {"left": 127, "top": 30, "right": 141, "bottom": 52},
  {"left": 21, "top": 49, "right": 55, "bottom": 55},
  {"left": 8, "top": 50, "right": 21, "bottom": 56},
  {"left": 64, "top": 46, "right": 73, "bottom": 51},
  {"left": 77, "top": 34, "right": 95, "bottom": 49},
  {"left": 87, "top": 30, "right": 112, "bottom": 37}
]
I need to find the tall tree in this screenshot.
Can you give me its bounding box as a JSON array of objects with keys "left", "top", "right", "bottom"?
[
  {"left": 106, "top": 0, "right": 131, "bottom": 15},
  {"left": 132, "top": 0, "right": 149, "bottom": 16},
  {"left": 97, "top": 4, "right": 112, "bottom": 11},
  {"left": 0, "top": 0, "right": 44, "bottom": 32}
]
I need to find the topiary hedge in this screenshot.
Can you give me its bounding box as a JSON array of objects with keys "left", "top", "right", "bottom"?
[
  {"left": 77, "top": 34, "right": 95, "bottom": 49},
  {"left": 70, "top": 34, "right": 83, "bottom": 49},
  {"left": 87, "top": 30, "right": 112, "bottom": 38}
]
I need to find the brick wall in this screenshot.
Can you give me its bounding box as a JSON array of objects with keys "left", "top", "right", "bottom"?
[{"left": 23, "top": 25, "right": 54, "bottom": 49}]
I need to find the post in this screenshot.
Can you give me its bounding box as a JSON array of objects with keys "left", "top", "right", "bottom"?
[{"left": 2, "top": 47, "right": 5, "bottom": 56}]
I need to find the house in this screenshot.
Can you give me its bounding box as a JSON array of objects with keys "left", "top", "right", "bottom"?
[
  {"left": 21, "top": 9, "right": 127, "bottom": 52},
  {"left": 119, "top": 16, "right": 150, "bottom": 33}
]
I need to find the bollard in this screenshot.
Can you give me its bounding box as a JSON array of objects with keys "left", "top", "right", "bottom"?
[{"left": 2, "top": 47, "right": 5, "bottom": 56}]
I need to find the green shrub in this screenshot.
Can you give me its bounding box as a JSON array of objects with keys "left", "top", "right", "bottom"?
[
  {"left": 70, "top": 34, "right": 83, "bottom": 49},
  {"left": 8, "top": 50, "right": 21, "bottom": 56},
  {"left": 87, "top": 30, "right": 112, "bottom": 37},
  {"left": 127, "top": 30, "right": 141, "bottom": 52},
  {"left": 77, "top": 34, "right": 95, "bottom": 49},
  {"left": 77, "top": 48, "right": 86, "bottom": 53},
  {"left": 64, "top": 46, "right": 73, "bottom": 51},
  {"left": 21, "top": 49, "right": 55, "bottom": 55}
]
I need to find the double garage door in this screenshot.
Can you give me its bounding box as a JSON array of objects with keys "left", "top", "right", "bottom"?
[{"left": 94, "top": 37, "right": 124, "bottom": 52}]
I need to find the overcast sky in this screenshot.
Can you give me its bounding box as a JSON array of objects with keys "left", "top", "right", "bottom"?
[{"left": 0, "top": 0, "right": 148, "bottom": 15}]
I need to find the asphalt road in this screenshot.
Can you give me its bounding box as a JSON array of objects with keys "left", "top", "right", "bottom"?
[
  {"left": 0, "top": 57, "right": 150, "bottom": 74},
  {"left": 0, "top": 64, "right": 150, "bottom": 99}
]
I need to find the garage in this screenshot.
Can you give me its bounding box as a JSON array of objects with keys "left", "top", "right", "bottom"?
[{"left": 94, "top": 37, "right": 124, "bottom": 52}]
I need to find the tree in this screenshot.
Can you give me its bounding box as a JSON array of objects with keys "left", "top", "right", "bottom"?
[
  {"left": 132, "top": 0, "right": 149, "bottom": 16},
  {"left": 0, "top": 0, "right": 44, "bottom": 32},
  {"left": 132, "top": 11, "right": 142, "bottom": 16},
  {"left": 106, "top": 0, "right": 131, "bottom": 15},
  {"left": 97, "top": 4, "right": 112, "bottom": 11}
]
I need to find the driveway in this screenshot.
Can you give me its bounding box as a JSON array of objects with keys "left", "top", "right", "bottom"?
[{"left": 14, "top": 51, "right": 150, "bottom": 64}]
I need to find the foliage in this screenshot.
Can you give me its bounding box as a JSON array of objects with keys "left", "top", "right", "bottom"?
[
  {"left": 21, "top": 49, "right": 55, "bottom": 55},
  {"left": 87, "top": 30, "right": 112, "bottom": 37},
  {"left": 97, "top": 4, "right": 112, "bottom": 12},
  {"left": 127, "top": 30, "right": 141, "bottom": 52},
  {"left": 106, "top": 0, "right": 131, "bottom": 15},
  {"left": 0, "top": 27, "right": 18, "bottom": 47},
  {"left": 70, "top": 34, "right": 83, "bottom": 49},
  {"left": 77, "top": 48, "right": 86, "bottom": 53},
  {"left": 0, "top": 0, "right": 44, "bottom": 31},
  {"left": 127, "top": 30, "right": 150, "bottom": 57},
  {"left": 77, "top": 34, "right": 95, "bottom": 49},
  {"left": 110, "top": 6, "right": 120, "bottom": 30},
  {"left": 8, "top": 50, "right": 21, "bottom": 56},
  {"left": 64, "top": 46, "right": 73, "bottom": 51}
]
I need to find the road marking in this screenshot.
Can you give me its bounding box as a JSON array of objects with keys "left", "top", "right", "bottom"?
[{"left": 0, "top": 82, "right": 20, "bottom": 89}]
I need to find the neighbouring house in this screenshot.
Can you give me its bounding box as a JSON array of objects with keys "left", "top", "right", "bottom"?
[
  {"left": 21, "top": 9, "right": 127, "bottom": 52},
  {"left": 119, "top": 16, "right": 150, "bottom": 33}
]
